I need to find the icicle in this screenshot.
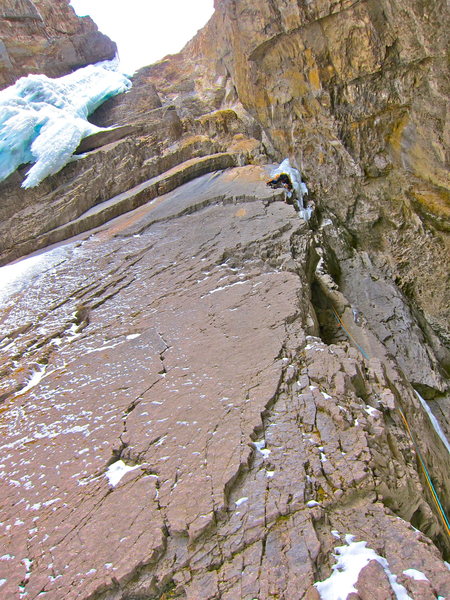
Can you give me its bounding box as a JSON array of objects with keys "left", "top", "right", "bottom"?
[
  {"left": 269, "top": 158, "right": 312, "bottom": 219},
  {"left": 0, "top": 60, "right": 131, "bottom": 188}
]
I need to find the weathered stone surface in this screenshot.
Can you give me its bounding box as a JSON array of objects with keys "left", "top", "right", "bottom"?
[
  {"left": 0, "top": 152, "right": 243, "bottom": 263},
  {"left": 185, "top": 0, "right": 450, "bottom": 362},
  {"left": 0, "top": 0, "right": 116, "bottom": 89},
  {"left": 1, "top": 166, "right": 449, "bottom": 599},
  {"left": 0, "top": 1, "right": 449, "bottom": 599},
  {"left": 355, "top": 560, "right": 396, "bottom": 599},
  {"left": 0, "top": 45, "right": 265, "bottom": 267},
  {"left": 74, "top": 125, "right": 139, "bottom": 154},
  {"left": 88, "top": 67, "right": 163, "bottom": 127},
  {"left": 0, "top": 101, "right": 264, "bottom": 266}
]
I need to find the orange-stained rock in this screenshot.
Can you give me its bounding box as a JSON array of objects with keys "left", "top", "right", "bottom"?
[{"left": 0, "top": 2, "right": 449, "bottom": 599}]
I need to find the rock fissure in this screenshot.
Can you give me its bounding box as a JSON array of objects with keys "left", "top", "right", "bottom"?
[{"left": 0, "top": 0, "right": 449, "bottom": 598}]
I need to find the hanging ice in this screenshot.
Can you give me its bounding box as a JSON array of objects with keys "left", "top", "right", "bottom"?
[
  {"left": 269, "top": 158, "right": 312, "bottom": 220},
  {"left": 0, "top": 60, "right": 131, "bottom": 188}
]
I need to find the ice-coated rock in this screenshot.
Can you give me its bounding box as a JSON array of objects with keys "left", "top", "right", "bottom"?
[
  {"left": 0, "top": 60, "right": 131, "bottom": 188},
  {"left": 270, "top": 158, "right": 312, "bottom": 219}
]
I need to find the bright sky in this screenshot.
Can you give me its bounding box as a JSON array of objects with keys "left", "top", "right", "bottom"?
[{"left": 70, "top": 0, "right": 215, "bottom": 75}]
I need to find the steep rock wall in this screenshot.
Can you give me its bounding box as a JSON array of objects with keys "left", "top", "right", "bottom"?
[
  {"left": 187, "top": 0, "right": 450, "bottom": 373},
  {"left": 0, "top": 1, "right": 449, "bottom": 599},
  {"left": 0, "top": 0, "right": 116, "bottom": 89},
  {"left": 1, "top": 167, "right": 449, "bottom": 600}
]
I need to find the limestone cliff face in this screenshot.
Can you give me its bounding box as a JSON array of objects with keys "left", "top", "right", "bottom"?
[
  {"left": 0, "top": 1, "right": 449, "bottom": 599},
  {"left": 0, "top": 0, "right": 116, "bottom": 89},
  {"left": 189, "top": 0, "right": 450, "bottom": 376}
]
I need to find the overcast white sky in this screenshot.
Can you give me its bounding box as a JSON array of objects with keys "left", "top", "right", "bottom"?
[{"left": 70, "top": 0, "right": 215, "bottom": 75}]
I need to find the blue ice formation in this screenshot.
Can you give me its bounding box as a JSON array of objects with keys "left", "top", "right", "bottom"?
[
  {"left": 270, "top": 158, "right": 312, "bottom": 220},
  {"left": 0, "top": 60, "right": 131, "bottom": 188}
]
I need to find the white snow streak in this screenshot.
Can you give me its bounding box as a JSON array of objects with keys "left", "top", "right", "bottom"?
[
  {"left": 235, "top": 497, "right": 248, "bottom": 507},
  {"left": 402, "top": 568, "right": 429, "bottom": 582},
  {"left": 414, "top": 389, "right": 450, "bottom": 456},
  {"left": 105, "top": 460, "right": 140, "bottom": 487},
  {"left": 14, "top": 365, "right": 47, "bottom": 397},
  {"left": 253, "top": 440, "right": 271, "bottom": 459},
  {"left": 314, "top": 534, "right": 412, "bottom": 600}
]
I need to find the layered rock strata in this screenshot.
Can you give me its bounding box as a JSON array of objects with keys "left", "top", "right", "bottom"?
[
  {"left": 191, "top": 0, "right": 450, "bottom": 382},
  {"left": 0, "top": 0, "right": 449, "bottom": 599},
  {"left": 0, "top": 61, "right": 266, "bottom": 265}
]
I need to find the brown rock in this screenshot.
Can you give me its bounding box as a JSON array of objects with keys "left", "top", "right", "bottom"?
[
  {"left": 74, "top": 125, "right": 140, "bottom": 154},
  {"left": 399, "top": 572, "right": 439, "bottom": 600},
  {"left": 356, "top": 560, "right": 396, "bottom": 600},
  {"left": 0, "top": 2, "right": 449, "bottom": 600},
  {"left": 187, "top": 0, "right": 450, "bottom": 371},
  {"left": 1, "top": 165, "right": 450, "bottom": 599},
  {"left": 0, "top": 0, "right": 116, "bottom": 89},
  {"left": 305, "top": 587, "right": 321, "bottom": 600}
]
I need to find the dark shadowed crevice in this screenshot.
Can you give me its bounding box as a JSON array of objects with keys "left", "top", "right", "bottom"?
[{"left": 310, "top": 280, "right": 347, "bottom": 346}]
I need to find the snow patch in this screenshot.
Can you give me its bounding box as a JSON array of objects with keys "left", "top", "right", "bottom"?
[
  {"left": 314, "top": 534, "right": 412, "bottom": 600},
  {"left": 14, "top": 364, "right": 47, "bottom": 397},
  {"left": 105, "top": 460, "right": 140, "bottom": 487},
  {"left": 85, "top": 342, "right": 122, "bottom": 355},
  {"left": 402, "top": 569, "right": 429, "bottom": 582},
  {"left": 235, "top": 497, "right": 248, "bottom": 507},
  {"left": 23, "top": 558, "right": 33, "bottom": 572},
  {"left": 42, "top": 497, "right": 60, "bottom": 508},
  {"left": 205, "top": 280, "right": 248, "bottom": 296},
  {"left": 0, "top": 244, "right": 74, "bottom": 304},
  {"left": 253, "top": 440, "right": 271, "bottom": 459}
]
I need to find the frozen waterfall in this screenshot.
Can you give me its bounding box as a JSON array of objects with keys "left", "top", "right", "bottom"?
[
  {"left": 0, "top": 60, "right": 131, "bottom": 189},
  {"left": 269, "top": 158, "right": 312, "bottom": 220}
]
